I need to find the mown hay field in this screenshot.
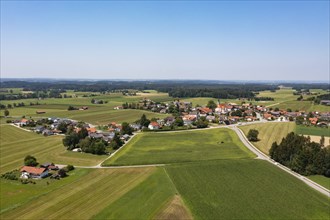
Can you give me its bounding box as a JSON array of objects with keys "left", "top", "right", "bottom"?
[
  {"left": 240, "top": 122, "right": 296, "bottom": 154},
  {"left": 103, "top": 128, "right": 255, "bottom": 166}
]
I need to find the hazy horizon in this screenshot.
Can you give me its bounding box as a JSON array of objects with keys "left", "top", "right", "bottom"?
[{"left": 1, "top": 1, "right": 329, "bottom": 81}]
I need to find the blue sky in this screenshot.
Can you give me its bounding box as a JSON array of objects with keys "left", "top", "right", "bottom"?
[{"left": 1, "top": 1, "right": 329, "bottom": 81}]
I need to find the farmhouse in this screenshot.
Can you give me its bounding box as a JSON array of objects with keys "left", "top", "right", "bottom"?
[
  {"left": 148, "top": 121, "right": 160, "bottom": 130},
  {"left": 20, "top": 166, "right": 48, "bottom": 179}
]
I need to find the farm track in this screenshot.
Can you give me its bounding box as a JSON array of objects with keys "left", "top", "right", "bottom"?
[{"left": 4, "top": 121, "right": 329, "bottom": 197}]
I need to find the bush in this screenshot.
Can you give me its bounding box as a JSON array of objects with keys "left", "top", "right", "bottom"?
[
  {"left": 6, "top": 119, "right": 12, "bottom": 123},
  {"left": 1, "top": 171, "right": 18, "bottom": 180},
  {"left": 66, "top": 165, "right": 75, "bottom": 171},
  {"left": 24, "top": 155, "right": 38, "bottom": 166}
]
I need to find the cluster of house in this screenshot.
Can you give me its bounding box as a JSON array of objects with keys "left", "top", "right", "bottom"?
[
  {"left": 262, "top": 110, "right": 330, "bottom": 126},
  {"left": 115, "top": 98, "right": 330, "bottom": 129},
  {"left": 20, "top": 163, "right": 59, "bottom": 179}
]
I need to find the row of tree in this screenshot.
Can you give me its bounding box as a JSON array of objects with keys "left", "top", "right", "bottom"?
[{"left": 269, "top": 132, "right": 330, "bottom": 177}]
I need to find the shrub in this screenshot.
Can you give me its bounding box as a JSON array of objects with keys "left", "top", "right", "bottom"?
[{"left": 66, "top": 165, "right": 75, "bottom": 171}]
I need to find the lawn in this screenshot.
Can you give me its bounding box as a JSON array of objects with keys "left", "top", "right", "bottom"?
[
  {"left": 240, "top": 122, "right": 296, "bottom": 154},
  {"left": 166, "top": 160, "right": 330, "bottom": 220},
  {"left": 307, "top": 175, "right": 330, "bottom": 191},
  {"left": 103, "top": 128, "right": 255, "bottom": 166},
  {"left": 0, "top": 167, "right": 156, "bottom": 219},
  {"left": 0, "top": 125, "right": 107, "bottom": 173},
  {"left": 295, "top": 125, "right": 330, "bottom": 137}
]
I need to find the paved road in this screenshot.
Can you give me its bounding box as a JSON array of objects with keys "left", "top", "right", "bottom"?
[{"left": 230, "top": 125, "right": 330, "bottom": 198}]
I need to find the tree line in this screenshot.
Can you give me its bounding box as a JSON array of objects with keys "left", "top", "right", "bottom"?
[{"left": 270, "top": 132, "right": 330, "bottom": 177}]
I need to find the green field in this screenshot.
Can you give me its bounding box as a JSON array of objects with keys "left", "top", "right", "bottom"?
[
  {"left": 0, "top": 91, "right": 173, "bottom": 125},
  {"left": 295, "top": 125, "right": 330, "bottom": 137},
  {"left": 240, "top": 122, "right": 296, "bottom": 154},
  {"left": 0, "top": 167, "right": 157, "bottom": 219},
  {"left": 0, "top": 168, "right": 90, "bottom": 213},
  {"left": 257, "top": 88, "right": 330, "bottom": 111},
  {"left": 0, "top": 125, "right": 107, "bottom": 173},
  {"left": 103, "top": 128, "right": 255, "bottom": 166},
  {"left": 166, "top": 160, "right": 330, "bottom": 220},
  {"left": 308, "top": 175, "right": 330, "bottom": 190},
  {"left": 1, "top": 105, "right": 169, "bottom": 125},
  {"left": 91, "top": 167, "right": 177, "bottom": 219}
]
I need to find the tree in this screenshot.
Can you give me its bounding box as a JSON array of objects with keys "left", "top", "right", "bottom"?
[
  {"left": 111, "top": 133, "right": 123, "bottom": 150},
  {"left": 320, "top": 135, "right": 325, "bottom": 147},
  {"left": 58, "top": 168, "right": 67, "bottom": 178},
  {"left": 24, "top": 155, "right": 38, "bottom": 166},
  {"left": 63, "top": 132, "right": 80, "bottom": 150},
  {"left": 67, "top": 106, "right": 76, "bottom": 111},
  {"left": 194, "top": 117, "right": 208, "bottom": 128},
  {"left": 4, "top": 109, "right": 9, "bottom": 117},
  {"left": 247, "top": 129, "right": 259, "bottom": 142},
  {"left": 174, "top": 117, "right": 184, "bottom": 126},
  {"left": 206, "top": 100, "right": 217, "bottom": 110},
  {"left": 121, "top": 122, "right": 133, "bottom": 135},
  {"left": 57, "top": 122, "right": 68, "bottom": 133},
  {"left": 139, "top": 114, "right": 150, "bottom": 127}
]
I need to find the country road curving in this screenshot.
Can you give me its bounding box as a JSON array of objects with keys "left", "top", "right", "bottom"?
[
  {"left": 14, "top": 119, "right": 326, "bottom": 198},
  {"left": 231, "top": 125, "right": 330, "bottom": 198}
]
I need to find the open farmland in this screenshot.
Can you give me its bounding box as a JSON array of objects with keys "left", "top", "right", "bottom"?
[
  {"left": 0, "top": 125, "right": 107, "bottom": 173},
  {"left": 166, "top": 160, "right": 330, "bottom": 220},
  {"left": 240, "top": 122, "right": 295, "bottom": 154},
  {"left": 0, "top": 167, "right": 157, "bottom": 219},
  {"left": 91, "top": 168, "right": 181, "bottom": 219},
  {"left": 296, "top": 125, "right": 330, "bottom": 137},
  {"left": 0, "top": 168, "right": 90, "bottom": 213},
  {"left": 103, "top": 128, "right": 255, "bottom": 166},
  {"left": 257, "top": 88, "right": 330, "bottom": 112}
]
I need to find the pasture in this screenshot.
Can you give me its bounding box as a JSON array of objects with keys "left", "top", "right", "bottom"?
[
  {"left": 0, "top": 125, "right": 107, "bottom": 173},
  {"left": 0, "top": 167, "right": 156, "bottom": 219},
  {"left": 240, "top": 122, "right": 295, "bottom": 154},
  {"left": 166, "top": 160, "right": 330, "bottom": 220},
  {"left": 103, "top": 128, "right": 255, "bottom": 166},
  {"left": 296, "top": 125, "right": 330, "bottom": 137}
]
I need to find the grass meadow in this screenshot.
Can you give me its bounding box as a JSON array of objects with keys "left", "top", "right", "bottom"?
[
  {"left": 166, "top": 160, "right": 330, "bottom": 220},
  {"left": 0, "top": 167, "right": 156, "bottom": 219},
  {"left": 240, "top": 122, "right": 296, "bottom": 154},
  {"left": 103, "top": 128, "right": 255, "bottom": 166},
  {"left": 0, "top": 125, "right": 107, "bottom": 173}
]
